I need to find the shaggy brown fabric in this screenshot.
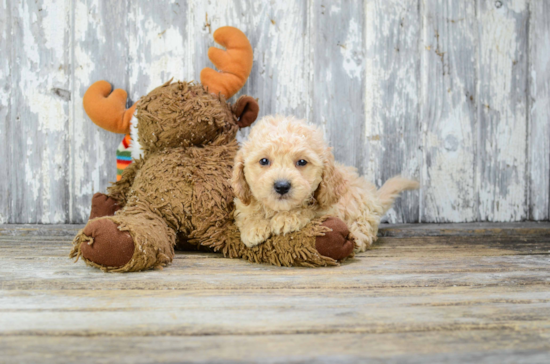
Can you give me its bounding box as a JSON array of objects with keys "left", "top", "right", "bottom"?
[
  {"left": 107, "top": 157, "right": 144, "bottom": 207},
  {"left": 71, "top": 208, "right": 176, "bottom": 272},
  {"left": 72, "top": 80, "right": 352, "bottom": 272},
  {"left": 315, "top": 217, "right": 355, "bottom": 261},
  {"left": 89, "top": 193, "right": 121, "bottom": 219},
  {"left": 79, "top": 218, "right": 134, "bottom": 267},
  {"left": 200, "top": 218, "right": 338, "bottom": 267},
  {"left": 137, "top": 81, "right": 239, "bottom": 155}
]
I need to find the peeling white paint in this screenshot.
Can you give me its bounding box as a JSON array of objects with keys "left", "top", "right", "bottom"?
[
  {"left": 506, "top": 0, "right": 527, "bottom": 13},
  {"left": 130, "top": 113, "right": 143, "bottom": 159},
  {"left": 25, "top": 157, "right": 40, "bottom": 202},
  {"left": 27, "top": 89, "right": 67, "bottom": 132},
  {"left": 364, "top": 0, "right": 420, "bottom": 223},
  {"left": 528, "top": 0, "right": 550, "bottom": 220},
  {"left": 3, "top": 0, "right": 548, "bottom": 224},
  {"left": 268, "top": 0, "right": 310, "bottom": 114},
  {"left": 42, "top": 2, "right": 67, "bottom": 61},
  {"left": 129, "top": 4, "right": 188, "bottom": 100},
  {"left": 0, "top": 0, "right": 9, "bottom": 223},
  {"left": 339, "top": 19, "right": 362, "bottom": 79},
  {"left": 418, "top": 1, "right": 479, "bottom": 223},
  {"left": 20, "top": 1, "right": 39, "bottom": 65},
  {"left": 424, "top": 105, "right": 476, "bottom": 222},
  {"left": 477, "top": 0, "right": 528, "bottom": 221},
  {"left": 74, "top": 1, "right": 90, "bottom": 41},
  {"left": 11, "top": 0, "right": 72, "bottom": 223}
]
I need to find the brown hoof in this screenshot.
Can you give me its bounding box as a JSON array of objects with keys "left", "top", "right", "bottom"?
[
  {"left": 89, "top": 193, "right": 121, "bottom": 219},
  {"left": 81, "top": 218, "right": 135, "bottom": 268},
  {"left": 315, "top": 217, "right": 355, "bottom": 261}
]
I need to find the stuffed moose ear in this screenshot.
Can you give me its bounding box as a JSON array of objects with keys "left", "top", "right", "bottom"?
[{"left": 233, "top": 96, "right": 259, "bottom": 128}]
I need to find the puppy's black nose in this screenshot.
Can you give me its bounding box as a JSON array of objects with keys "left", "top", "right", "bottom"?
[{"left": 274, "top": 180, "right": 291, "bottom": 195}]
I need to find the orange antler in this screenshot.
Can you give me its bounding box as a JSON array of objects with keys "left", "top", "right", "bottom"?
[
  {"left": 83, "top": 81, "right": 137, "bottom": 134},
  {"left": 200, "top": 26, "right": 253, "bottom": 99}
]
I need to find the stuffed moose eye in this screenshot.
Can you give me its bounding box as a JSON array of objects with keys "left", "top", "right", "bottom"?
[
  {"left": 296, "top": 159, "right": 308, "bottom": 167},
  {"left": 259, "top": 158, "right": 270, "bottom": 166}
]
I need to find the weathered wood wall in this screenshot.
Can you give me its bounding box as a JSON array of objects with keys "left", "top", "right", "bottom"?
[{"left": 0, "top": 0, "right": 549, "bottom": 224}]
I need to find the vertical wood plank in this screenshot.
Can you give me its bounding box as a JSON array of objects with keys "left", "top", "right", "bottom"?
[
  {"left": 243, "top": 1, "right": 310, "bottom": 118},
  {"left": 190, "top": 0, "right": 254, "bottom": 145},
  {"left": 191, "top": 0, "right": 249, "bottom": 84},
  {"left": 127, "top": 0, "right": 191, "bottom": 102},
  {"left": 421, "top": 0, "right": 478, "bottom": 222},
  {"left": 528, "top": 0, "right": 550, "bottom": 220},
  {"left": 0, "top": 0, "right": 11, "bottom": 224},
  {"left": 3, "top": 0, "right": 545, "bottom": 223},
  {"left": 190, "top": 0, "right": 250, "bottom": 145},
  {"left": 477, "top": 0, "right": 529, "bottom": 221},
  {"left": 10, "top": 0, "right": 72, "bottom": 223},
  {"left": 190, "top": 0, "right": 309, "bottom": 141},
  {"left": 70, "top": 0, "right": 130, "bottom": 223},
  {"left": 364, "top": 0, "right": 421, "bottom": 223},
  {"left": 310, "top": 0, "right": 365, "bottom": 171}
]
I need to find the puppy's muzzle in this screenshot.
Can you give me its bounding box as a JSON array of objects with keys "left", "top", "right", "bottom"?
[{"left": 274, "top": 180, "right": 291, "bottom": 195}]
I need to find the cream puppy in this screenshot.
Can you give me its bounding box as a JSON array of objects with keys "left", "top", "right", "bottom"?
[{"left": 231, "top": 115, "right": 418, "bottom": 252}]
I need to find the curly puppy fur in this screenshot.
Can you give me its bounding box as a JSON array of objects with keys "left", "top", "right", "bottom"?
[{"left": 232, "top": 115, "right": 419, "bottom": 252}]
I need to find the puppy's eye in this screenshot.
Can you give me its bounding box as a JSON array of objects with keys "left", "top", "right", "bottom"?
[
  {"left": 296, "top": 159, "right": 308, "bottom": 167},
  {"left": 259, "top": 158, "right": 270, "bottom": 166}
]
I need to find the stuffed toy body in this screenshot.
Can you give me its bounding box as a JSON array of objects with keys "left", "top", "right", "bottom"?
[{"left": 71, "top": 27, "right": 354, "bottom": 272}]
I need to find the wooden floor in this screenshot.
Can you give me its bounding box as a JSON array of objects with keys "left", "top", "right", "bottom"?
[{"left": 1, "top": 223, "right": 550, "bottom": 363}]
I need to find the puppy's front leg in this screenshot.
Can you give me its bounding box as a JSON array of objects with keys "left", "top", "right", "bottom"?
[
  {"left": 347, "top": 222, "right": 376, "bottom": 252},
  {"left": 270, "top": 210, "right": 316, "bottom": 236},
  {"left": 235, "top": 213, "right": 272, "bottom": 248},
  {"left": 240, "top": 220, "right": 271, "bottom": 247}
]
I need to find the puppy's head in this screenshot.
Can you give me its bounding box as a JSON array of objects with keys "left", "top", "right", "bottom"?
[{"left": 232, "top": 116, "right": 346, "bottom": 211}]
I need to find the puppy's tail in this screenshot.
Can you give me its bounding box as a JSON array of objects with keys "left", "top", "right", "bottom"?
[{"left": 377, "top": 176, "right": 419, "bottom": 214}]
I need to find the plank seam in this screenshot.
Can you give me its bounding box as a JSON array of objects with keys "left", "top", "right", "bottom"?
[
  {"left": 5, "top": 0, "right": 13, "bottom": 223},
  {"left": 418, "top": 0, "right": 424, "bottom": 223},
  {"left": 474, "top": 0, "right": 481, "bottom": 222},
  {"left": 0, "top": 322, "right": 546, "bottom": 338},
  {"left": 525, "top": 0, "right": 532, "bottom": 221},
  {"left": 68, "top": 0, "right": 75, "bottom": 223},
  {"left": 305, "top": 0, "right": 313, "bottom": 131}
]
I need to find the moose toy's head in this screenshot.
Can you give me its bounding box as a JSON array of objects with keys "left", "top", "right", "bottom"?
[{"left": 83, "top": 26, "right": 259, "bottom": 156}]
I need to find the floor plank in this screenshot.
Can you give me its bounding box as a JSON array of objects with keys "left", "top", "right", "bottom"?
[
  {"left": 2, "top": 331, "right": 550, "bottom": 364},
  {"left": 1, "top": 223, "right": 549, "bottom": 362},
  {"left": 2, "top": 254, "right": 549, "bottom": 290},
  {"left": 1, "top": 287, "right": 550, "bottom": 336}
]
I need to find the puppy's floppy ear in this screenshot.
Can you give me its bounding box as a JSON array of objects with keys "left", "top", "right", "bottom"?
[
  {"left": 231, "top": 149, "right": 253, "bottom": 205},
  {"left": 233, "top": 96, "right": 259, "bottom": 128},
  {"left": 314, "top": 150, "right": 347, "bottom": 209}
]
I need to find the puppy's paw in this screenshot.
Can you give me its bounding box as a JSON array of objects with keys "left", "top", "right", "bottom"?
[
  {"left": 240, "top": 223, "right": 272, "bottom": 248},
  {"left": 347, "top": 227, "right": 375, "bottom": 253},
  {"left": 350, "top": 232, "right": 369, "bottom": 253},
  {"left": 270, "top": 212, "right": 310, "bottom": 236}
]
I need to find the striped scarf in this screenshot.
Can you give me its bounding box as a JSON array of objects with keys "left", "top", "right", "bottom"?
[{"left": 116, "top": 134, "right": 132, "bottom": 181}]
